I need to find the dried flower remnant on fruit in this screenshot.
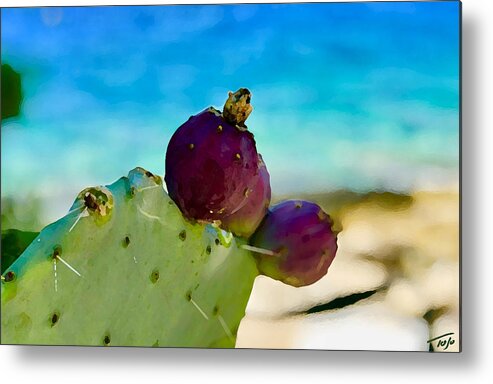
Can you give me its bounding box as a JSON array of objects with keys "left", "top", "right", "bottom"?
[{"left": 222, "top": 88, "right": 253, "bottom": 128}]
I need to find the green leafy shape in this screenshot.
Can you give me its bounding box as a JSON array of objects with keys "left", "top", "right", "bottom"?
[
  {"left": 1, "top": 230, "right": 39, "bottom": 274},
  {"left": 1, "top": 64, "right": 23, "bottom": 120},
  {"left": 1, "top": 168, "right": 258, "bottom": 347}
]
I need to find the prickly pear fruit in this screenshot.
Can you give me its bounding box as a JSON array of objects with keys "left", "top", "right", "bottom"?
[
  {"left": 220, "top": 155, "right": 271, "bottom": 238},
  {"left": 249, "top": 200, "right": 338, "bottom": 287},
  {"left": 164, "top": 89, "right": 270, "bottom": 236},
  {"left": 1, "top": 167, "right": 258, "bottom": 347}
]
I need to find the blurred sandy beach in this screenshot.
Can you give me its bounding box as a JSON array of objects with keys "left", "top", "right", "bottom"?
[{"left": 237, "top": 189, "right": 459, "bottom": 352}]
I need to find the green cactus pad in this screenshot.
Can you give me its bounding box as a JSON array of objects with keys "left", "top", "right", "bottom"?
[{"left": 1, "top": 167, "right": 258, "bottom": 347}]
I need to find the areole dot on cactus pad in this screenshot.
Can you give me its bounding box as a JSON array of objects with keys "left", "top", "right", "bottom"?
[
  {"left": 164, "top": 88, "right": 271, "bottom": 237},
  {"left": 249, "top": 200, "right": 338, "bottom": 287}
]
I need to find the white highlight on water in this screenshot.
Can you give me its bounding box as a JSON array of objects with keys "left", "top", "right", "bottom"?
[
  {"left": 56, "top": 255, "right": 81, "bottom": 277},
  {"left": 190, "top": 298, "right": 209, "bottom": 321},
  {"left": 241, "top": 244, "right": 276, "bottom": 256},
  {"left": 218, "top": 315, "right": 234, "bottom": 341}
]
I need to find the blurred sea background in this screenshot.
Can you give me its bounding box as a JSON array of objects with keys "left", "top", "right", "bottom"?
[{"left": 1, "top": 2, "right": 459, "bottom": 351}]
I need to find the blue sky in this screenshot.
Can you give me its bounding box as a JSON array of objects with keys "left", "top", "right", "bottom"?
[{"left": 1, "top": 2, "right": 459, "bottom": 221}]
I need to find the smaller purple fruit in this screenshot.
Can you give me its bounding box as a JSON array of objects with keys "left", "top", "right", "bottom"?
[
  {"left": 221, "top": 155, "right": 271, "bottom": 237},
  {"left": 249, "top": 200, "right": 338, "bottom": 287}
]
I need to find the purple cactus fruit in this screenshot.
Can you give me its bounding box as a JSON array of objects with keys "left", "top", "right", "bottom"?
[
  {"left": 220, "top": 155, "right": 271, "bottom": 237},
  {"left": 165, "top": 89, "right": 271, "bottom": 234},
  {"left": 249, "top": 200, "right": 338, "bottom": 287}
]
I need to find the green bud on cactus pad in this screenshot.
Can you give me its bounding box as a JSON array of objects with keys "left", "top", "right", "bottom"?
[{"left": 1, "top": 167, "right": 258, "bottom": 347}]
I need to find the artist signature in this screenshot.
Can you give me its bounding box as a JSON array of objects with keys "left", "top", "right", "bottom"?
[{"left": 427, "top": 332, "right": 456, "bottom": 351}]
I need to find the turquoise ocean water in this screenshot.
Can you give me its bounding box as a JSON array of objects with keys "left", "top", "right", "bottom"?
[{"left": 1, "top": 2, "right": 459, "bottom": 221}]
